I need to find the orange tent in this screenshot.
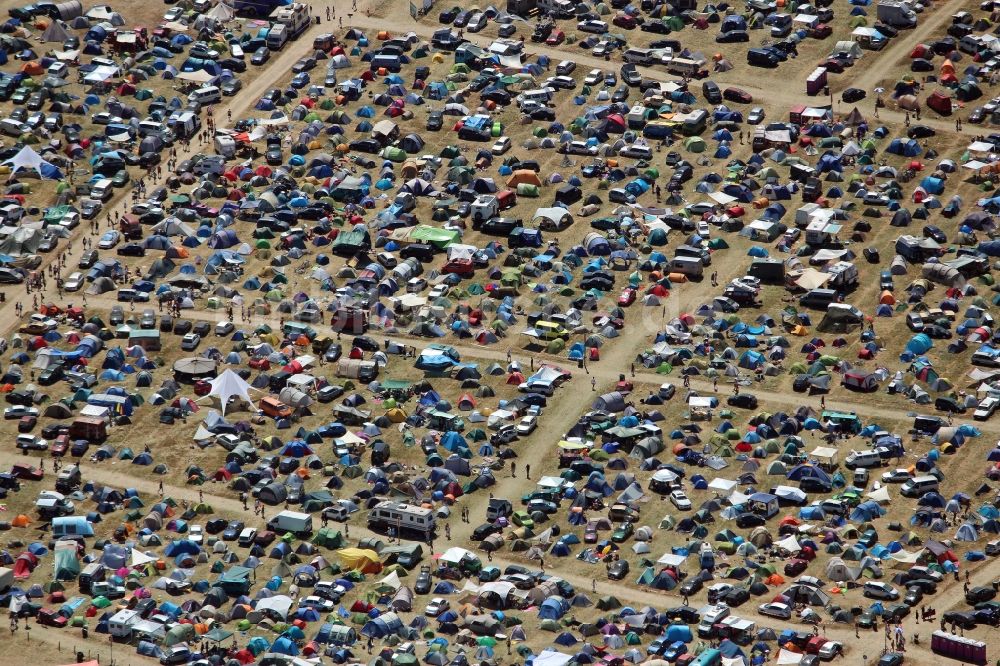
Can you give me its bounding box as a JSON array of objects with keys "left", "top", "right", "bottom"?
[
  {"left": 11, "top": 515, "right": 30, "bottom": 527},
  {"left": 879, "top": 290, "right": 896, "bottom": 305},
  {"left": 20, "top": 61, "right": 43, "bottom": 75}
]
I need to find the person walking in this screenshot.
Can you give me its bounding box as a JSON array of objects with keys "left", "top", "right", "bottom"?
[{"left": 591, "top": 377, "right": 596, "bottom": 391}]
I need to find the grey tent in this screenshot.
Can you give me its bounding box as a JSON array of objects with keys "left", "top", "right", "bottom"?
[{"left": 41, "top": 21, "right": 72, "bottom": 43}]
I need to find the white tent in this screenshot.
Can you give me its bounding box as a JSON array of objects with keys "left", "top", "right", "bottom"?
[
  {"left": 208, "top": 368, "right": 253, "bottom": 415},
  {"left": 206, "top": 2, "right": 236, "bottom": 20},
  {"left": 4, "top": 146, "right": 46, "bottom": 177}
]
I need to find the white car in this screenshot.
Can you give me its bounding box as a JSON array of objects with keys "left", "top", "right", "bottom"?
[
  {"left": 64, "top": 272, "right": 84, "bottom": 292},
  {"left": 163, "top": 6, "right": 185, "bottom": 20},
  {"left": 516, "top": 415, "right": 537, "bottom": 436},
  {"left": 16, "top": 434, "right": 47, "bottom": 451},
  {"left": 429, "top": 284, "right": 450, "bottom": 300},
  {"left": 406, "top": 277, "right": 427, "bottom": 293},
  {"left": 758, "top": 602, "right": 792, "bottom": 619},
  {"left": 696, "top": 220, "right": 711, "bottom": 237},
  {"left": 299, "top": 595, "right": 335, "bottom": 612},
  {"left": 584, "top": 69, "right": 603, "bottom": 86},
  {"left": 818, "top": 642, "right": 843, "bottom": 660},
  {"left": 881, "top": 469, "right": 913, "bottom": 484},
  {"left": 188, "top": 525, "right": 203, "bottom": 545},
  {"left": 974, "top": 396, "right": 999, "bottom": 420},
  {"left": 863, "top": 581, "right": 899, "bottom": 600},
  {"left": 669, "top": 489, "right": 691, "bottom": 511},
  {"left": 98, "top": 230, "right": 120, "bottom": 249},
  {"left": 424, "top": 597, "right": 450, "bottom": 617},
  {"left": 491, "top": 136, "right": 511, "bottom": 155}
]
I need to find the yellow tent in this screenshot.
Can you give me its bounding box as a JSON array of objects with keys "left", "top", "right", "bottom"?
[{"left": 336, "top": 548, "right": 382, "bottom": 573}]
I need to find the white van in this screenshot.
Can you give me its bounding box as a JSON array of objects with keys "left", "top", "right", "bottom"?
[
  {"left": 515, "top": 88, "right": 553, "bottom": 106},
  {"left": 901, "top": 475, "right": 939, "bottom": 498},
  {"left": 90, "top": 178, "right": 114, "bottom": 202},
  {"left": 670, "top": 256, "right": 704, "bottom": 279},
  {"left": 188, "top": 85, "right": 222, "bottom": 106},
  {"left": 844, "top": 449, "right": 882, "bottom": 470}
]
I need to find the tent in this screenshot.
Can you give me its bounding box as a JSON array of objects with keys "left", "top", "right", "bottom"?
[{"left": 207, "top": 369, "right": 253, "bottom": 415}]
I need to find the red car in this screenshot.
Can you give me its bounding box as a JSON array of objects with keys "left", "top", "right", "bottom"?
[
  {"left": 784, "top": 558, "right": 809, "bottom": 576},
  {"left": 820, "top": 58, "right": 846, "bottom": 73},
  {"left": 51, "top": 434, "right": 69, "bottom": 457},
  {"left": 441, "top": 259, "right": 474, "bottom": 276},
  {"left": 810, "top": 23, "right": 832, "bottom": 38},
  {"left": 10, "top": 463, "right": 43, "bottom": 481},
  {"left": 612, "top": 13, "right": 637, "bottom": 29},
  {"left": 618, "top": 287, "right": 636, "bottom": 306},
  {"left": 723, "top": 87, "right": 753, "bottom": 104},
  {"left": 546, "top": 30, "right": 565, "bottom": 45},
  {"left": 17, "top": 415, "right": 36, "bottom": 433}
]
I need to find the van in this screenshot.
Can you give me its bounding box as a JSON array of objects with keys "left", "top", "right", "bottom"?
[
  {"left": 747, "top": 48, "right": 779, "bottom": 67},
  {"left": 400, "top": 243, "right": 435, "bottom": 262},
  {"left": 79, "top": 562, "right": 106, "bottom": 594},
  {"left": 844, "top": 449, "right": 883, "bottom": 470},
  {"left": 676, "top": 244, "right": 711, "bottom": 266},
  {"left": 556, "top": 60, "right": 576, "bottom": 75},
  {"left": 623, "top": 48, "right": 653, "bottom": 65},
  {"left": 535, "top": 321, "right": 569, "bottom": 340},
  {"left": 187, "top": 86, "right": 222, "bottom": 106},
  {"left": 670, "top": 256, "right": 704, "bottom": 279},
  {"left": 267, "top": 510, "right": 314, "bottom": 537},
  {"left": 901, "top": 475, "right": 939, "bottom": 498},
  {"left": 90, "top": 178, "right": 114, "bottom": 202},
  {"left": 370, "top": 54, "right": 402, "bottom": 72},
  {"left": 516, "top": 88, "right": 553, "bottom": 107},
  {"left": 697, "top": 605, "right": 730, "bottom": 637},
  {"left": 702, "top": 81, "right": 722, "bottom": 104},
  {"left": 259, "top": 396, "right": 293, "bottom": 419},
  {"left": 799, "top": 288, "right": 839, "bottom": 309}
]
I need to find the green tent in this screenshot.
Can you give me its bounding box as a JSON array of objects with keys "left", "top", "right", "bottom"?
[{"left": 684, "top": 136, "right": 706, "bottom": 153}]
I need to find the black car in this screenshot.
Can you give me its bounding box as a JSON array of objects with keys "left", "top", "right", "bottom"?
[
  {"left": 907, "top": 124, "right": 936, "bottom": 139},
  {"left": 966, "top": 586, "right": 997, "bottom": 604},
  {"left": 471, "top": 522, "right": 502, "bottom": 541},
  {"left": 722, "top": 587, "right": 750, "bottom": 607},
  {"left": 173, "top": 320, "right": 192, "bottom": 335},
  {"left": 799, "top": 477, "right": 832, "bottom": 494},
  {"left": 205, "top": 518, "right": 228, "bottom": 534},
  {"left": 439, "top": 6, "right": 460, "bottom": 23},
  {"left": 426, "top": 111, "right": 444, "bottom": 131},
  {"left": 842, "top": 87, "right": 866, "bottom": 103},
  {"left": 251, "top": 47, "right": 271, "bottom": 66},
  {"left": 193, "top": 321, "right": 211, "bottom": 337},
  {"left": 923, "top": 225, "right": 947, "bottom": 243},
  {"left": 222, "top": 520, "right": 245, "bottom": 540},
  {"left": 664, "top": 606, "right": 700, "bottom": 624},
  {"left": 735, "top": 512, "right": 766, "bottom": 528},
  {"left": 727, "top": 393, "right": 758, "bottom": 409},
  {"left": 608, "top": 560, "right": 630, "bottom": 580},
  {"left": 352, "top": 335, "right": 379, "bottom": 352},
  {"left": 942, "top": 611, "right": 977, "bottom": 630},
  {"left": 679, "top": 578, "right": 703, "bottom": 597},
  {"left": 116, "top": 243, "right": 145, "bottom": 257}
]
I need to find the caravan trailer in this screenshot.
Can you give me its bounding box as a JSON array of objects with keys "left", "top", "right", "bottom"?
[{"left": 368, "top": 501, "right": 436, "bottom": 537}]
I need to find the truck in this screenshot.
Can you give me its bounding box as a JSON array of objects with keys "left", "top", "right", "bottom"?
[
  {"left": 266, "top": 24, "right": 289, "bottom": 50},
  {"left": 877, "top": 1, "right": 917, "bottom": 28},
  {"left": 270, "top": 3, "right": 311, "bottom": 39},
  {"left": 109, "top": 608, "right": 140, "bottom": 639},
  {"left": 266, "top": 510, "right": 314, "bottom": 537},
  {"left": 166, "top": 111, "right": 200, "bottom": 139}
]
